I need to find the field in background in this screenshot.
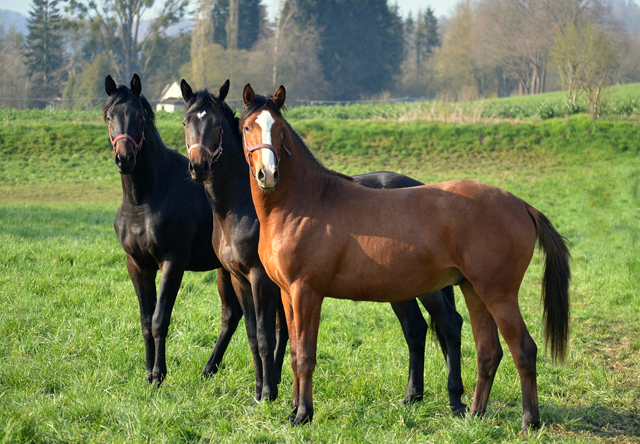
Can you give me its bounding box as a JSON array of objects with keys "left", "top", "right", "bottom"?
[{"left": 0, "top": 91, "right": 639, "bottom": 442}]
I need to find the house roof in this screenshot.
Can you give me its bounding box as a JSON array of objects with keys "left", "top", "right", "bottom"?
[{"left": 159, "top": 82, "right": 183, "bottom": 101}]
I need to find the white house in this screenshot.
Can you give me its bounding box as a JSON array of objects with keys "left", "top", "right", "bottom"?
[{"left": 156, "top": 82, "right": 184, "bottom": 113}]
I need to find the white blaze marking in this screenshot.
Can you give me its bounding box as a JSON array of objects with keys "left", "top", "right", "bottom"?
[
  {"left": 254, "top": 110, "right": 277, "bottom": 187},
  {"left": 255, "top": 110, "right": 275, "bottom": 146},
  {"left": 197, "top": 110, "right": 207, "bottom": 119}
]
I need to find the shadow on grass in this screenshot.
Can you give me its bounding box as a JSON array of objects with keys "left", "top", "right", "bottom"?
[{"left": 544, "top": 402, "right": 640, "bottom": 440}]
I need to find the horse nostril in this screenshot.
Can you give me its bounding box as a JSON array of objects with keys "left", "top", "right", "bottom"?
[
  {"left": 127, "top": 152, "right": 134, "bottom": 164},
  {"left": 115, "top": 153, "right": 122, "bottom": 166},
  {"left": 188, "top": 162, "right": 195, "bottom": 175},
  {"left": 273, "top": 169, "right": 279, "bottom": 183},
  {"left": 257, "top": 169, "right": 265, "bottom": 182}
]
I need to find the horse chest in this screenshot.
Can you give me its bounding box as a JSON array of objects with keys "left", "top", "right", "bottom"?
[{"left": 115, "top": 215, "right": 163, "bottom": 267}]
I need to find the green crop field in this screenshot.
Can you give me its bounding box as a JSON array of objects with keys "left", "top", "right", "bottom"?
[{"left": 0, "top": 97, "right": 639, "bottom": 442}]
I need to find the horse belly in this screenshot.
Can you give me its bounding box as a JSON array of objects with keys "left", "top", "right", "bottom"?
[{"left": 327, "top": 235, "right": 454, "bottom": 303}]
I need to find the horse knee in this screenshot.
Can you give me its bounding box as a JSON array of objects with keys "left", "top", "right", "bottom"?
[
  {"left": 297, "top": 355, "right": 316, "bottom": 377},
  {"left": 514, "top": 338, "right": 537, "bottom": 378}
]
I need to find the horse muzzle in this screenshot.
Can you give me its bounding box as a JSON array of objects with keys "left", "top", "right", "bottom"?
[
  {"left": 115, "top": 151, "right": 136, "bottom": 174},
  {"left": 188, "top": 157, "right": 210, "bottom": 182},
  {"left": 257, "top": 164, "right": 279, "bottom": 190}
]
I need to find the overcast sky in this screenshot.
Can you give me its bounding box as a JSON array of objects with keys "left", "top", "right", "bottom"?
[{"left": 0, "top": 0, "right": 457, "bottom": 20}]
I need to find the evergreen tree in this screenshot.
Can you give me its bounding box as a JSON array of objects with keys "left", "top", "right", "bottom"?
[
  {"left": 26, "top": 0, "right": 65, "bottom": 105},
  {"left": 291, "top": 0, "right": 404, "bottom": 100},
  {"left": 211, "top": 0, "right": 264, "bottom": 50}
]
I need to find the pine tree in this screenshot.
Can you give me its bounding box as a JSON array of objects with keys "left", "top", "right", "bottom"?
[
  {"left": 292, "top": 0, "right": 404, "bottom": 100},
  {"left": 210, "top": 0, "right": 263, "bottom": 50},
  {"left": 26, "top": 0, "right": 64, "bottom": 105}
]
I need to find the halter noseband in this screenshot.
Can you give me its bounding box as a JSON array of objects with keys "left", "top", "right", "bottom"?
[
  {"left": 186, "top": 129, "right": 224, "bottom": 163},
  {"left": 109, "top": 117, "right": 145, "bottom": 152},
  {"left": 243, "top": 127, "right": 291, "bottom": 179}
]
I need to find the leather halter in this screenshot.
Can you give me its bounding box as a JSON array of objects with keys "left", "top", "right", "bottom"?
[
  {"left": 186, "top": 129, "right": 224, "bottom": 163},
  {"left": 109, "top": 117, "right": 145, "bottom": 152},
  {"left": 243, "top": 127, "right": 291, "bottom": 179}
]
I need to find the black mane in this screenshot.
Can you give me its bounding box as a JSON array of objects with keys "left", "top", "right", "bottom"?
[
  {"left": 186, "top": 90, "right": 239, "bottom": 127},
  {"left": 103, "top": 85, "right": 156, "bottom": 125}
]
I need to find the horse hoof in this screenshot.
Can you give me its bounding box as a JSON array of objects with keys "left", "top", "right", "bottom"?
[
  {"left": 402, "top": 394, "right": 423, "bottom": 405},
  {"left": 291, "top": 414, "right": 312, "bottom": 427},
  {"left": 519, "top": 421, "right": 541, "bottom": 436},
  {"left": 451, "top": 404, "right": 468, "bottom": 418}
]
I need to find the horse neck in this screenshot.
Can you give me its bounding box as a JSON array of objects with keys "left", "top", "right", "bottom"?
[
  {"left": 204, "top": 118, "right": 253, "bottom": 216},
  {"left": 120, "top": 126, "right": 168, "bottom": 206}
]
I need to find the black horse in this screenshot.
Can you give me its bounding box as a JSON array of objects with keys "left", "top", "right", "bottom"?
[
  {"left": 180, "top": 79, "right": 466, "bottom": 414},
  {"left": 104, "top": 74, "right": 269, "bottom": 391}
]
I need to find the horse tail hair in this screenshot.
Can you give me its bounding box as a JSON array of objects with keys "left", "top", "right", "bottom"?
[
  {"left": 526, "top": 203, "right": 571, "bottom": 364},
  {"left": 428, "top": 286, "right": 456, "bottom": 359}
]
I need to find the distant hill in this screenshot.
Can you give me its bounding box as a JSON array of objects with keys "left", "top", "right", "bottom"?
[{"left": 0, "top": 10, "right": 28, "bottom": 36}]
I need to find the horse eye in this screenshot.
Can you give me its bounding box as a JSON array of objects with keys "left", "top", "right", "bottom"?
[
  {"left": 182, "top": 121, "right": 186, "bottom": 127},
  {"left": 244, "top": 126, "right": 250, "bottom": 132}
]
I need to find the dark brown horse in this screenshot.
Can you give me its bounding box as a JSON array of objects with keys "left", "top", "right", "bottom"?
[
  {"left": 179, "top": 80, "right": 466, "bottom": 412},
  {"left": 104, "top": 74, "right": 250, "bottom": 392},
  {"left": 240, "top": 84, "right": 571, "bottom": 434}
]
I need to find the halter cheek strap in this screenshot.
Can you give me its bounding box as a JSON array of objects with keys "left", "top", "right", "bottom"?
[
  {"left": 243, "top": 129, "right": 291, "bottom": 178},
  {"left": 186, "top": 129, "right": 224, "bottom": 163},
  {"left": 109, "top": 118, "right": 145, "bottom": 152}
]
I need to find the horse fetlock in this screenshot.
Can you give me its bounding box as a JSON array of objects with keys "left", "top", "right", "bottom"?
[
  {"left": 402, "top": 392, "right": 423, "bottom": 405},
  {"left": 451, "top": 402, "right": 468, "bottom": 418}
]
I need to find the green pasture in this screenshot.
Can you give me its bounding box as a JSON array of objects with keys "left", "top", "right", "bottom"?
[{"left": 0, "top": 109, "right": 639, "bottom": 442}]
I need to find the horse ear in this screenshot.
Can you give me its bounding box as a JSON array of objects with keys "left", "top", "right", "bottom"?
[
  {"left": 105, "top": 75, "right": 117, "bottom": 96},
  {"left": 181, "top": 79, "right": 193, "bottom": 102},
  {"left": 130, "top": 73, "right": 142, "bottom": 96},
  {"left": 215, "top": 79, "right": 230, "bottom": 103},
  {"left": 243, "top": 83, "right": 255, "bottom": 106},
  {"left": 273, "top": 85, "right": 286, "bottom": 109}
]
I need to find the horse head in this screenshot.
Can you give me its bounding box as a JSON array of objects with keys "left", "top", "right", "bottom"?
[
  {"left": 104, "top": 74, "right": 148, "bottom": 174},
  {"left": 181, "top": 79, "right": 230, "bottom": 182},
  {"left": 240, "top": 84, "right": 288, "bottom": 190}
]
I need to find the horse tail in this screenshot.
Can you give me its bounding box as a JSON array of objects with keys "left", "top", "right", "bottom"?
[{"left": 526, "top": 203, "right": 571, "bottom": 364}]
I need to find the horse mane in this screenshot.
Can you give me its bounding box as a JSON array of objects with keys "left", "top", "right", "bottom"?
[
  {"left": 103, "top": 85, "right": 156, "bottom": 125},
  {"left": 185, "top": 90, "right": 239, "bottom": 128},
  {"left": 240, "top": 93, "right": 353, "bottom": 182}
]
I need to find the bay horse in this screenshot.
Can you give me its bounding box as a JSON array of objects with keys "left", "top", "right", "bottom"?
[
  {"left": 240, "top": 84, "right": 571, "bottom": 434},
  {"left": 179, "top": 80, "right": 466, "bottom": 412},
  {"left": 104, "top": 74, "right": 266, "bottom": 395}
]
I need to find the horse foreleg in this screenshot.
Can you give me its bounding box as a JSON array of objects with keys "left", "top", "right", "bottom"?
[
  {"left": 389, "top": 299, "right": 427, "bottom": 404},
  {"left": 152, "top": 258, "right": 186, "bottom": 386},
  {"left": 250, "top": 268, "right": 280, "bottom": 401},
  {"left": 460, "top": 281, "right": 503, "bottom": 418},
  {"left": 274, "top": 295, "right": 289, "bottom": 385},
  {"left": 290, "top": 285, "right": 324, "bottom": 427},
  {"left": 203, "top": 268, "right": 243, "bottom": 376},
  {"left": 127, "top": 255, "right": 158, "bottom": 383},
  {"left": 228, "top": 275, "right": 264, "bottom": 401},
  {"left": 419, "top": 288, "right": 467, "bottom": 416},
  {"left": 279, "top": 290, "right": 299, "bottom": 421}
]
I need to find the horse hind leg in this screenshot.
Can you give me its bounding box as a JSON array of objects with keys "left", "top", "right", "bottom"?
[
  {"left": 389, "top": 299, "right": 427, "bottom": 404},
  {"left": 459, "top": 281, "right": 503, "bottom": 418},
  {"left": 419, "top": 286, "right": 467, "bottom": 416},
  {"left": 202, "top": 268, "right": 243, "bottom": 377},
  {"left": 484, "top": 294, "right": 540, "bottom": 434}
]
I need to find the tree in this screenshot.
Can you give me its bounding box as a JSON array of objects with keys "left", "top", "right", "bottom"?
[
  {"left": 0, "top": 23, "right": 30, "bottom": 109},
  {"left": 206, "top": 0, "right": 264, "bottom": 50},
  {"left": 26, "top": 0, "right": 65, "bottom": 105},
  {"left": 550, "top": 20, "right": 619, "bottom": 118},
  {"left": 435, "top": 0, "right": 479, "bottom": 100},
  {"left": 399, "top": 8, "right": 440, "bottom": 97},
  {"left": 290, "top": 0, "right": 404, "bottom": 100},
  {"left": 86, "top": 0, "right": 188, "bottom": 83}
]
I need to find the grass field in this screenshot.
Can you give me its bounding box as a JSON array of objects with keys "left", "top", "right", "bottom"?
[{"left": 0, "top": 103, "right": 639, "bottom": 442}]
